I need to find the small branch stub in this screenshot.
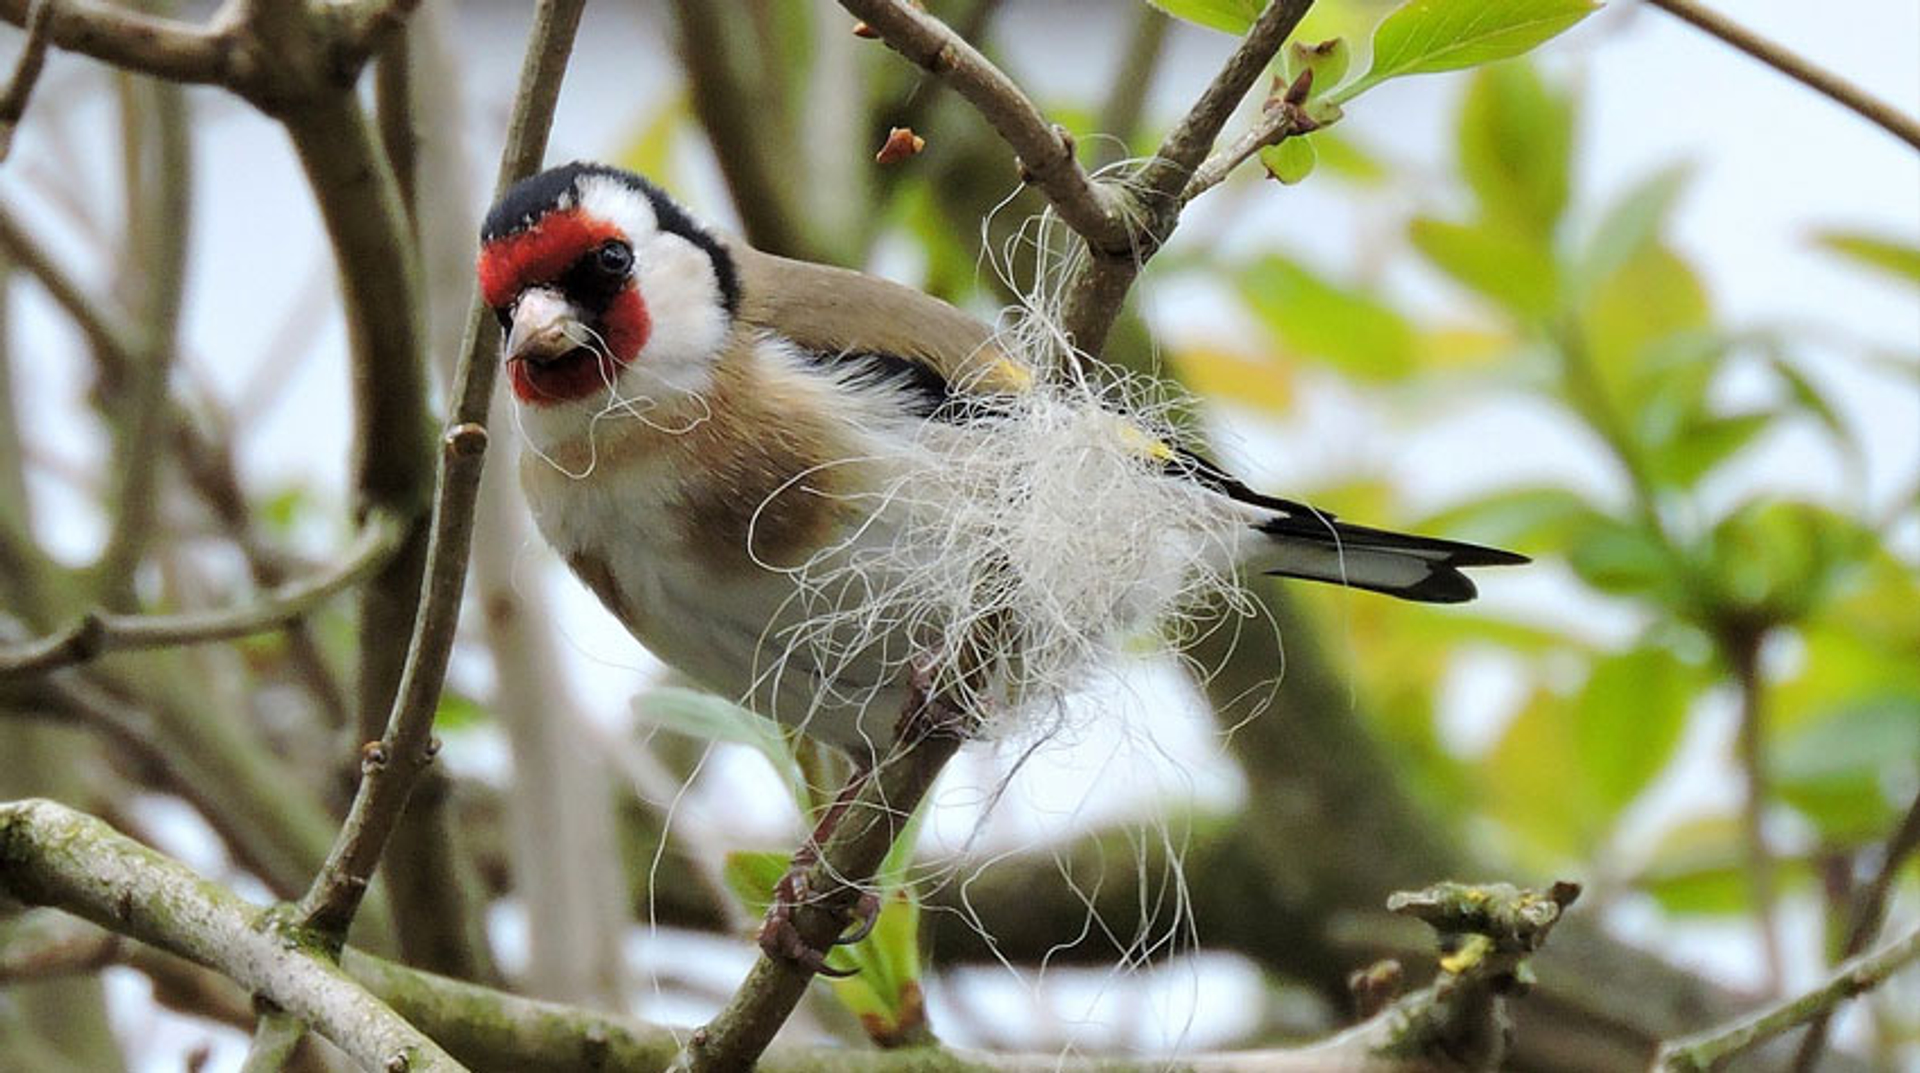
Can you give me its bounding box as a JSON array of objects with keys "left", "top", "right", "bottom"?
[{"left": 875, "top": 126, "right": 925, "bottom": 164}]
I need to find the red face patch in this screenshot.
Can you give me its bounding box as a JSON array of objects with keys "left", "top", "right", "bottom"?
[
  {"left": 477, "top": 208, "right": 622, "bottom": 308},
  {"left": 481, "top": 208, "right": 655, "bottom": 407}
]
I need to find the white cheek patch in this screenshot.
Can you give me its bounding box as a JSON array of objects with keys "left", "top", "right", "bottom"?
[{"left": 630, "top": 231, "right": 729, "bottom": 393}]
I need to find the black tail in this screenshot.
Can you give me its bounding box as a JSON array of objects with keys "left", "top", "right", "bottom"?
[{"left": 1255, "top": 513, "right": 1528, "bottom": 604}]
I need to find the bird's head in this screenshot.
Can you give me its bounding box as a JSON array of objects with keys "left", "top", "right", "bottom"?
[{"left": 477, "top": 162, "right": 738, "bottom": 419}]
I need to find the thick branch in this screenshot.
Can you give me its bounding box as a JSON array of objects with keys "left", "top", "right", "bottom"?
[
  {"left": 1646, "top": 0, "right": 1920, "bottom": 152},
  {"left": 0, "top": 0, "right": 54, "bottom": 161},
  {"left": 1656, "top": 920, "right": 1920, "bottom": 1071},
  {"left": 0, "top": 798, "right": 463, "bottom": 1072},
  {"left": 0, "top": 511, "right": 403, "bottom": 679},
  {"left": 0, "top": 0, "right": 229, "bottom": 86},
  {"left": 835, "top": 0, "right": 1131, "bottom": 252}
]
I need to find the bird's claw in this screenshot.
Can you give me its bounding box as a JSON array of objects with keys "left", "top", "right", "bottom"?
[{"left": 756, "top": 865, "right": 880, "bottom": 978}]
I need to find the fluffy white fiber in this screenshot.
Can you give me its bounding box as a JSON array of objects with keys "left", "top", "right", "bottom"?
[{"left": 767, "top": 347, "right": 1263, "bottom": 742}]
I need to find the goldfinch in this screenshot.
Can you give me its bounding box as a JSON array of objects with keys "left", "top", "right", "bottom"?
[{"left": 478, "top": 162, "right": 1526, "bottom": 756}]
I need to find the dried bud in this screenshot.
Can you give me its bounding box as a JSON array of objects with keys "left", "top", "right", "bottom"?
[
  {"left": 851, "top": 20, "right": 878, "bottom": 38},
  {"left": 875, "top": 126, "right": 926, "bottom": 165}
]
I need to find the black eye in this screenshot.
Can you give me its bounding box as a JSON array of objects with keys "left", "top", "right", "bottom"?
[
  {"left": 494, "top": 304, "right": 513, "bottom": 330},
  {"left": 596, "top": 241, "right": 633, "bottom": 276}
]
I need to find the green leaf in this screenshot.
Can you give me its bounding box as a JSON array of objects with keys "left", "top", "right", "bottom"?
[
  {"left": 1417, "top": 486, "right": 1598, "bottom": 552},
  {"left": 1336, "top": 0, "right": 1599, "bottom": 102},
  {"left": 1310, "top": 128, "right": 1392, "bottom": 184},
  {"left": 633, "top": 687, "right": 806, "bottom": 803},
  {"left": 1772, "top": 698, "right": 1920, "bottom": 841},
  {"left": 1704, "top": 500, "right": 1872, "bottom": 621},
  {"left": 1410, "top": 215, "right": 1560, "bottom": 317},
  {"left": 1581, "top": 242, "right": 1712, "bottom": 404},
  {"left": 1636, "top": 814, "right": 1747, "bottom": 915},
  {"left": 1482, "top": 687, "right": 1592, "bottom": 861},
  {"left": 1285, "top": 37, "right": 1352, "bottom": 93},
  {"left": 1814, "top": 230, "right": 1920, "bottom": 287},
  {"left": 721, "top": 850, "right": 791, "bottom": 916},
  {"left": 1456, "top": 61, "right": 1574, "bottom": 241},
  {"left": 1566, "top": 515, "right": 1677, "bottom": 598},
  {"left": 1237, "top": 255, "right": 1416, "bottom": 379},
  {"left": 1574, "top": 647, "right": 1696, "bottom": 813},
  {"left": 434, "top": 692, "right": 490, "bottom": 731},
  {"left": 1577, "top": 163, "right": 1693, "bottom": 296},
  {"left": 1647, "top": 409, "right": 1776, "bottom": 489},
  {"left": 1147, "top": 0, "right": 1263, "bottom": 35},
  {"left": 1766, "top": 356, "right": 1856, "bottom": 461},
  {"left": 1260, "top": 136, "right": 1318, "bottom": 184}
]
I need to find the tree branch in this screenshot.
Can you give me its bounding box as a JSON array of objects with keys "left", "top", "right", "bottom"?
[
  {"left": 1655, "top": 919, "right": 1920, "bottom": 1071},
  {"left": 1645, "top": 0, "right": 1920, "bottom": 152},
  {"left": 0, "top": 798, "right": 464, "bottom": 1072},
  {"left": 1057, "top": 0, "right": 1314, "bottom": 355},
  {"left": 1182, "top": 91, "right": 1315, "bottom": 202},
  {"left": 0, "top": 0, "right": 54, "bottom": 162},
  {"left": 0, "top": 0, "right": 230, "bottom": 87},
  {"left": 672, "top": 710, "right": 966, "bottom": 1072},
  {"left": 835, "top": 0, "right": 1132, "bottom": 252},
  {"left": 295, "top": 0, "right": 588, "bottom": 942},
  {"left": 0, "top": 510, "right": 403, "bottom": 679},
  {"left": 1790, "top": 785, "right": 1920, "bottom": 1071}
]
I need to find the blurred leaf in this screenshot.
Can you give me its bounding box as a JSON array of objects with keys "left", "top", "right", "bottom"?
[
  {"left": 1238, "top": 256, "right": 1416, "bottom": 379},
  {"left": 1419, "top": 323, "right": 1517, "bottom": 368},
  {"left": 1337, "top": 0, "right": 1599, "bottom": 102},
  {"left": 1172, "top": 345, "right": 1293, "bottom": 413},
  {"left": 1420, "top": 486, "right": 1599, "bottom": 552},
  {"left": 615, "top": 95, "right": 686, "bottom": 181},
  {"left": 1767, "top": 356, "right": 1857, "bottom": 462},
  {"left": 1483, "top": 686, "right": 1592, "bottom": 860},
  {"left": 1566, "top": 514, "right": 1678, "bottom": 599},
  {"left": 1774, "top": 604, "right": 1920, "bottom": 736},
  {"left": 1410, "top": 215, "right": 1560, "bottom": 317},
  {"left": 1704, "top": 500, "right": 1872, "bottom": 621},
  {"left": 1647, "top": 409, "right": 1776, "bottom": 489},
  {"left": 1772, "top": 697, "right": 1920, "bottom": 841},
  {"left": 1260, "top": 136, "right": 1319, "bottom": 184},
  {"left": 722, "top": 849, "right": 791, "bottom": 916},
  {"left": 1581, "top": 242, "right": 1712, "bottom": 409},
  {"left": 260, "top": 487, "right": 309, "bottom": 535},
  {"left": 434, "top": 692, "right": 490, "bottom": 731},
  {"left": 1577, "top": 163, "right": 1692, "bottom": 295},
  {"left": 634, "top": 686, "right": 806, "bottom": 803},
  {"left": 1814, "top": 230, "right": 1920, "bottom": 287},
  {"left": 1574, "top": 646, "right": 1696, "bottom": 813},
  {"left": 1310, "top": 128, "right": 1392, "bottom": 183},
  {"left": 1637, "top": 814, "right": 1746, "bottom": 915},
  {"left": 1148, "top": 0, "right": 1263, "bottom": 34},
  {"left": 1456, "top": 61, "right": 1574, "bottom": 241}
]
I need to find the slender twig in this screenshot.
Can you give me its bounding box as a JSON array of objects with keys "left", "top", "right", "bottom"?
[
  {"left": 295, "top": 0, "right": 588, "bottom": 941},
  {"left": 1791, "top": 787, "right": 1920, "bottom": 1071},
  {"left": 1645, "top": 0, "right": 1920, "bottom": 153},
  {"left": 0, "top": 0, "right": 228, "bottom": 87},
  {"left": 1182, "top": 97, "right": 1315, "bottom": 202},
  {"left": 1057, "top": 0, "right": 1315, "bottom": 354},
  {"left": 0, "top": 799, "right": 465, "bottom": 1072},
  {"left": 0, "top": 511, "right": 403, "bottom": 679},
  {"left": 0, "top": 908, "right": 254, "bottom": 1028},
  {"left": 835, "top": 0, "right": 1131, "bottom": 252},
  {"left": 0, "top": 202, "right": 145, "bottom": 372},
  {"left": 1093, "top": 4, "right": 1171, "bottom": 167},
  {"left": 1727, "top": 623, "right": 1785, "bottom": 994},
  {"left": 0, "top": 0, "right": 54, "bottom": 162},
  {"left": 1656, "top": 920, "right": 1920, "bottom": 1071}
]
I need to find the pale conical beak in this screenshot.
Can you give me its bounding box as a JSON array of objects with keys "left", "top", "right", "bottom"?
[{"left": 503, "top": 287, "right": 584, "bottom": 364}]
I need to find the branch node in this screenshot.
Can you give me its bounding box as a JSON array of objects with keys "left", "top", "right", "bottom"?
[
  {"left": 359, "top": 741, "right": 389, "bottom": 772},
  {"left": 444, "top": 422, "right": 489, "bottom": 457}
]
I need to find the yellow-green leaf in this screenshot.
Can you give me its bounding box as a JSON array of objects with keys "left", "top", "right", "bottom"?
[
  {"left": 1456, "top": 61, "right": 1574, "bottom": 241},
  {"left": 1410, "top": 215, "right": 1560, "bottom": 317},
  {"left": 1148, "top": 0, "right": 1263, "bottom": 35},
  {"left": 1260, "top": 136, "right": 1319, "bottom": 185},
  {"left": 1172, "top": 345, "right": 1294, "bottom": 413},
  {"left": 1238, "top": 256, "right": 1416, "bottom": 379},
  {"left": 1814, "top": 230, "right": 1920, "bottom": 287},
  {"left": 1336, "top": 0, "right": 1600, "bottom": 102}
]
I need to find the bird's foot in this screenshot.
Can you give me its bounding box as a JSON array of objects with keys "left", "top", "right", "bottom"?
[{"left": 757, "top": 855, "right": 881, "bottom": 977}]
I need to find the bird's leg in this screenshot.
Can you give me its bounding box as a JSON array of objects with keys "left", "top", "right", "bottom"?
[
  {"left": 758, "top": 760, "right": 878, "bottom": 977},
  {"left": 758, "top": 658, "right": 969, "bottom": 976}
]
